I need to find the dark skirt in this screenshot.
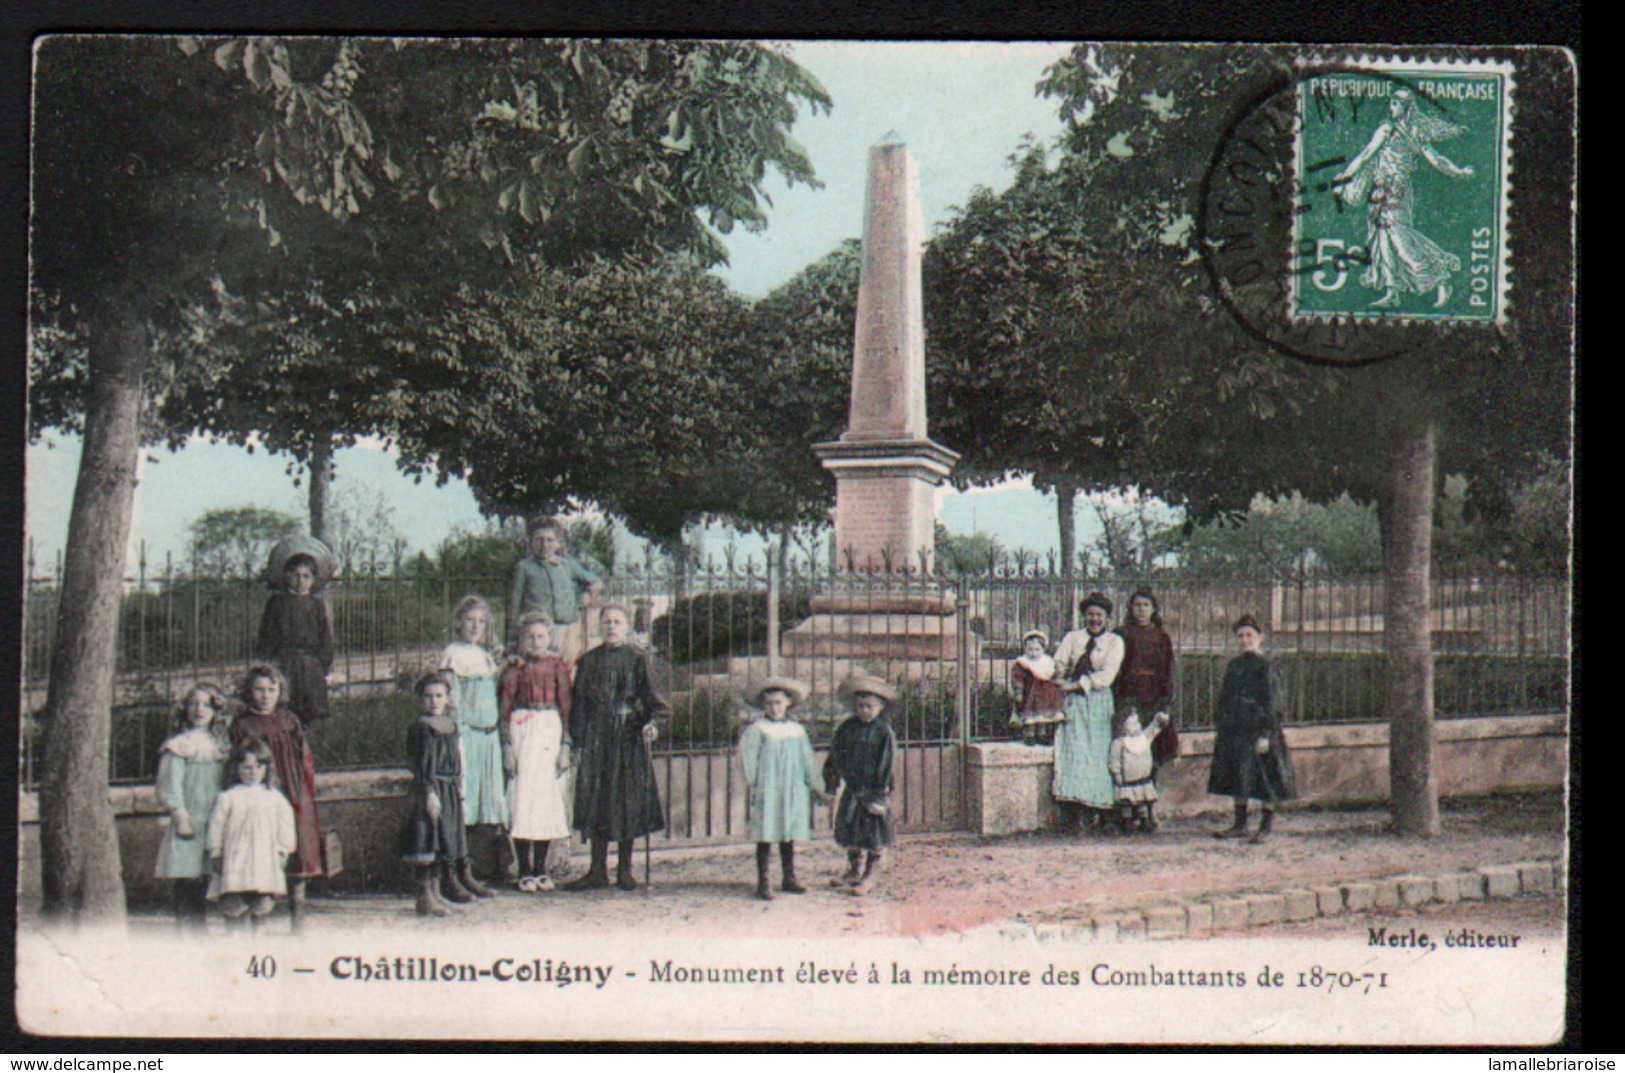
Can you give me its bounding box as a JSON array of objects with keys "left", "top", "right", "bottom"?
[
  {"left": 403, "top": 776, "right": 468, "bottom": 863},
  {"left": 1207, "top": 722, "right": 1296, "bottom": 803},
  {"left": 273, "top": 649, "right": 330, "bottom": 724},
  {"left": 572, "top": 719, "right": 665, "bottom": 842},
  {"left": 833, "top": 789, "right": 895, "bottom": 851}
]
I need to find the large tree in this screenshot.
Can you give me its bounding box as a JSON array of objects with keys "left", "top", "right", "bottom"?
[
  {"left": 28, "top": 35, "right": 828, "bottom": 920},
  {"left": 1010, "top": 44, "right": 1573, "bottom": 835}
]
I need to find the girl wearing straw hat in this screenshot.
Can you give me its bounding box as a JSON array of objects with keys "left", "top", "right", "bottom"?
[{"left": 738, "top": 677, "right": 828, "bottom": 901}]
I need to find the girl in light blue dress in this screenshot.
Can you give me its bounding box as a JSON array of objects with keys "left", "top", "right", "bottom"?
[
  {"left": 739, "top": 677, "right": 827, "bottom": 901},
  {"left": 154, "top": 681, "right": 232, "bottom": 928},
  {"left": 437, "top": 595, "right": 506, "bottom": 896}
]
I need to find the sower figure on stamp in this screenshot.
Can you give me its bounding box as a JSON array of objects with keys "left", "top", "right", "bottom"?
[
  {"left": 565, "top": 605, "right": 668, "bottom": 892},
  {"left": 1209, "top": 614, "right": 1297, "bottom": 843},
  {"left": 825, "top": 676, "right": 898, "bottom": 898}
]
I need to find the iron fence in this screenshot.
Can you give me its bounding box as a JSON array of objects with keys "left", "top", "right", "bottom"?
[{"left": 21, "top": 542, "right": 1570, "bottom": 832}]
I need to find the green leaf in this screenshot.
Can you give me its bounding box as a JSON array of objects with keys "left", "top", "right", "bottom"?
[
  {"left": 518, "top": 178, "right": 538, "bottom": 224},
  {"left": 566, "top": 138, "right": 592, "bottom": 177}
]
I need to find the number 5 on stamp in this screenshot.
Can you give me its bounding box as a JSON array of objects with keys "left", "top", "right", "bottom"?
[{"left": 1293, "top": 58, "right": 1514, "bottom": 324}]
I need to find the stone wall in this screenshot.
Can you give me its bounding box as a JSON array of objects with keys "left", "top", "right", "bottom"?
[
  {"left": 18, "top": 714, "right": 1565, "bottom": 910},
  {"left": 965, "top": 713, "right": 1567, "bottom": 836}
]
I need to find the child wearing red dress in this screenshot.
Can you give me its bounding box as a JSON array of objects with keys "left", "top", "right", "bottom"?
[
  {"left": 1010, "top": 630, "right": 1066, "bottom": 746},
  {"left": 499, "top": 613, "right": 574, "bottom": 892},
  {"left": 230, "top": 663, "right": 323, "bottom": 929}
]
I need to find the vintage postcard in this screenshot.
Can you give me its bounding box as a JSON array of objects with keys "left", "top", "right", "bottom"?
[{"left": 16, "top": 37, "right": 1574, "bottom": 1046}]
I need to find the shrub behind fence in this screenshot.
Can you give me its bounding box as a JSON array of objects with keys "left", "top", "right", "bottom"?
[{"left": 20, "top": 545, "right": 1569, "bottom": 788}]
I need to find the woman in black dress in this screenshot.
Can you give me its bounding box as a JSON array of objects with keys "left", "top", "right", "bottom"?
[{"left": 1208, "top": 614, "right": 1296, "bottom": 843}]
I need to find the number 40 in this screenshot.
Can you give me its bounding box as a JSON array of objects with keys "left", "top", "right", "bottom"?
[{"left": 247, "top": 954, "right": 277, "bottom": 979}]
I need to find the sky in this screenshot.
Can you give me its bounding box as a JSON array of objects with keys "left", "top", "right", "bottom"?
[{"left": 25, "top": 41, "right": 1093, "bottom": 572}]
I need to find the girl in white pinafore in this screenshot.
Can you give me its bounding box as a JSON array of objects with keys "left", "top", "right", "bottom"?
[
  {"left": 207, "top": 739, "right": 298, "bottom": 921},
  {"left": 498, "top": 613, "right": 575, "bottom": 891}
]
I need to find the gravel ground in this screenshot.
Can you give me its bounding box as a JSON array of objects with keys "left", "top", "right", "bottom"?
[{"left": 127, "top": 791, "right": 1565, "bottom": 940}]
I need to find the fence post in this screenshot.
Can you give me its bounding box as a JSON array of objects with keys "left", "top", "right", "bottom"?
[
  {"left": 955, "top": 575, "right": 972, "bottom": 749},
  {"left": 766, "top": 542, "right": 782, "bottom": 677}
]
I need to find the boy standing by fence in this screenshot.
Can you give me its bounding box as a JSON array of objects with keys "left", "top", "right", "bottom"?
[{"left": 508, "top": 517, "right": 604, "bottom": 664}]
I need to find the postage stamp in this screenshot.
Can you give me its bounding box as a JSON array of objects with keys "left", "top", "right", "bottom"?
[{"left": 1292, "top": 58, "right": 1515, "bottom": 324}]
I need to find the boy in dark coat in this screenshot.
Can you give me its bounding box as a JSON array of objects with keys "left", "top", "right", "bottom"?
[
  {"left": 1208, "top": 614, "right": 1297, "bottom": 843},
  {"left": 824, "top": 676, "right": 898, "bottom": 897}
]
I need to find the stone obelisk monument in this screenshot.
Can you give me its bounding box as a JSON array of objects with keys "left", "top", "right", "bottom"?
[
  {"left": 814, "top": 135, "right": 959, "bottom": 570},
  {"left": 783, "top": 136, "right": 961, "bottom": 662}
]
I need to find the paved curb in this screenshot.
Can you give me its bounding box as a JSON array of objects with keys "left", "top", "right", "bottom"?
[{"left": 978, "top": 858, "right": 1563, "bottom": 942}]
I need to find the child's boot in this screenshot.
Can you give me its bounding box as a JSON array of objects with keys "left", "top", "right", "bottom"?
[
  {"left": 416, "top": 865, "right": 449, "bottom": 917},
  {"left": 1143, "top": 802, "right": 1159, "bottom": 832},
  {"left": 289, "top": 878, "right": 309, "bottom": 932},
  {"left": 615, "top": 839, "right": 639, "bottom": 891},
  {"left": 754, "top": 843, "right": 773, "bottom": 901},
  {"left": 779, "top": 842, "right": 806, "bottom": 894},
  {"left": 458, "top": 858, "right": 496, "bottom": 898},
  {"left": 1249, "top": 808, "right": 1274, "bottom": 844},
  {"left": 441, "top": 861, "right": 476, "bottom": 904},
  {"left": 564, "top": 840, "right": 611, "bottom": 891},
  {"left": 1116, "top": 802, "right": 1133, "bottom": 834},
  {"left": 846, "top": 850, "right": 885, "bottom": 896},
  {"left": 831, "top": 849, "right": 863, "bottom": 888},
  {"left": 1215, "top": 801, "right": 1250, "bottom": 839}
]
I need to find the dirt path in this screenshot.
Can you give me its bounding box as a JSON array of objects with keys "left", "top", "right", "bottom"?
[{"left": 127, "top": 792, "right": 1564, "bottom": 941}]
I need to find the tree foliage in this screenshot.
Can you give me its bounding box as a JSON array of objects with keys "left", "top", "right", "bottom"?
[{"left": 186, "top": 506, "right": 301, "bottom": 577}]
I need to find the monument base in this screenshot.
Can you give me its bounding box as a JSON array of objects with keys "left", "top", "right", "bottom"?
[{"left": 781, "top": 609, "right": 961, "bottom": 661}]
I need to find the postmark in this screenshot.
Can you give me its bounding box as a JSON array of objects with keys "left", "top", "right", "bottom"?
[{"left": 1199, "top": 55, "right": 1516, "bottom": 366}]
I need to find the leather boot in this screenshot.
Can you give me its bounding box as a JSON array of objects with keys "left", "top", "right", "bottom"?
[
  {"left": 1143, "top": 803, "right": 1159, "bottom": 832},
  {"left": 458, "top": 858, "right": 496, "bottom": 898},
  {"left": 831, "top": 849, "right": 863, "bottom": 888},
  {"left": 1250, "top": 808, "right": 1275, "bottom": 844},
  {"left": 1215, "top": 802, "right": 1250, "bottom": 839},
  {"left": 845, "top": 850, "right": 885, "bottom": 896},
  {"left": 779, "top": 842, "right": 806, "bottom": 894},
  {"left": 441, "top": 860, "right": 476, "bottom": 903},
  {"left": 616, "top": 839, "right": 639, "bottom": 891},
  {"left": 1116, "top": 803, "right": 1134, "bottom": 835},
  {"left": 565, "top": 840, "right": 611, "bottom": 891},
  {"left": 416, "top": 865, "right": 449, "bottom": 916},
  {"left": 754, "top": 843, "right": 773, "bottom": 901}
]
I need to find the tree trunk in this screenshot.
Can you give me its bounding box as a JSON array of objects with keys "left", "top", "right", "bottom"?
[
  {"left": 1382, "top": 420, "right": 1439, "bottom": 837},
  {"left": 308, "top": 438, "right": 333, "bottom": 544},
  {"left": 1054, "top": 475, "right": 1079, "bottom": 632},
  {"left": 39, "top": 307, "right": 149, "bottom": 923}
]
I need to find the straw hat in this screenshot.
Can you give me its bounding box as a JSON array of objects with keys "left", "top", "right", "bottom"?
[
  {"left": 840, "top": 675, "right": 898, "bottom": 705},
  {"left": 746, "top": 676, "right": 810, "bottom": 708},
  {"left": 1020, "top": 629, "right": 1050, "bottom": 648},
  {"left": 262, "top": 534, "right": 337, "bottom": 591}
]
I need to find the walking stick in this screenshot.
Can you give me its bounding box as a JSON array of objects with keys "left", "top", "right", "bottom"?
[{"left": 642, "top": 734, "right": 654, "bottom": 892}]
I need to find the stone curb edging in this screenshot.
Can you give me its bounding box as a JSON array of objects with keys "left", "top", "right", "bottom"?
[{"left": 976, "top": 858, "right": 1565, "bottom": 943}]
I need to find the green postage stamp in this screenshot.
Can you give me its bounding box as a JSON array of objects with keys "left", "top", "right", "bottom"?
[{"left": 1293, "top": 58, "right": 1514, "bottom": 323}]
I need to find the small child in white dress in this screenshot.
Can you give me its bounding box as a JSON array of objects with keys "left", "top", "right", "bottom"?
[
  {"left": 208, "top": 738, "right": 298, "bottom": 923},
  {"left": 1108, "top": 710, "right": 1169, "bottom": 833}
]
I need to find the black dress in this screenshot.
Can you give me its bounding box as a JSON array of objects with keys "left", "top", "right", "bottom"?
[
  {"left": 402, "top": 714, "right": 467, "bottom": 864},
  {"left": 1206, "top": 651, "right": 1297, "bottom": 803},
  {"left": 569, "top": 643, "right": 670, "bottom": 842},
  {"left": 824, "top": 715, "right": 897, "bottom": 850},
  {"left": 257, "top": 592, "right": 334, "bottom": 723}
]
